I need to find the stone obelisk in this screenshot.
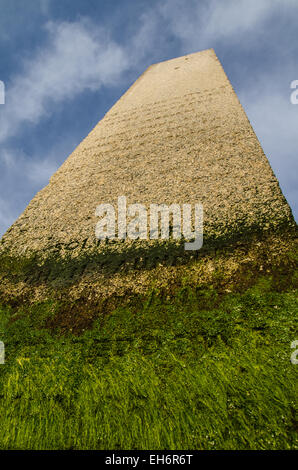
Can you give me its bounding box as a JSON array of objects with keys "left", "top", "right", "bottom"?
[{"left": 0, "top": 49, "right": 295, "bottom": 305}]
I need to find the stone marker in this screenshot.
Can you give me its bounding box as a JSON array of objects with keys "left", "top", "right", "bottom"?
[{"left": 0, "top": 49, "right": 295, "bottom": 306}]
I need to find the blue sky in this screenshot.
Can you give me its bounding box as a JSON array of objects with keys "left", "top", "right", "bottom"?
[{"left": 0, "top": 0, "right": 297, "bottom": 236}]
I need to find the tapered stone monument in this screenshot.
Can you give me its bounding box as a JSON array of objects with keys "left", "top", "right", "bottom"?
[{"left": 0, "top": 49, "right": 295, "bottom": 307}]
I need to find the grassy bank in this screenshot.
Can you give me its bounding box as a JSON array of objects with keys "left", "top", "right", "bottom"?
[{"left": 0, "top": 271, "right": 297, "bottom": 450}]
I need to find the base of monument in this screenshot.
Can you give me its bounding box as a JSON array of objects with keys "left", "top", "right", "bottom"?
[{"left": 0, "top": 227, "right": 296, "bottom": 333}]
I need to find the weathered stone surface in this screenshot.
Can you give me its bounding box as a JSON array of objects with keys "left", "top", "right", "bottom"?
[{"left": 0, "top": 49, "right": 295, "bottom": 259}]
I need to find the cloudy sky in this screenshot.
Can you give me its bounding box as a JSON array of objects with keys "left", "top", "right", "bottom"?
[{"left": 0, "top": 0, "right": 297, "bottom": 236}]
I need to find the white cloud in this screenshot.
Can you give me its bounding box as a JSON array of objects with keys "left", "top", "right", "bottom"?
[
  {"left": 129, "top": 11, "right": 164, "bottom": 65},
  {"left": 202, "top": 0, "right": 284, "bottom": 42},
  {"left": 0, "top": 19, "right": 129, "bottom": 142},
  {"left": 159, "top": 0, "right": 298, "bottom": 51}
]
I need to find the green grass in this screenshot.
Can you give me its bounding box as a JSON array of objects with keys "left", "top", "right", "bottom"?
[{"left": 0, "top": 276, "right": 297, "bottom": 450}]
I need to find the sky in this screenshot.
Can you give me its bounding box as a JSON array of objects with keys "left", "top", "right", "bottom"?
[{"left": 0, "top": 0, "right": 297, "bottom": 236}]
